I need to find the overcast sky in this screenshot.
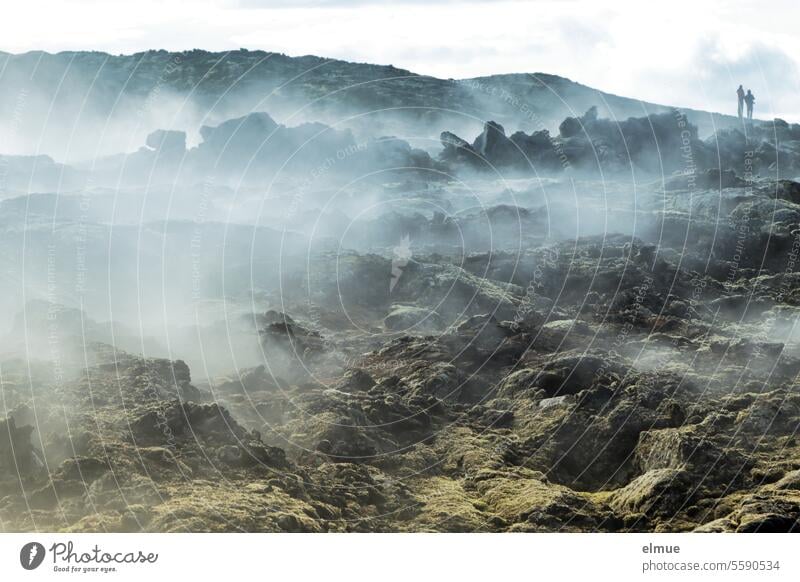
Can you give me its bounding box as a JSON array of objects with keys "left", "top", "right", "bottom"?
[{"left": 2, "top": 0, "right": 798, "bottom": 120}]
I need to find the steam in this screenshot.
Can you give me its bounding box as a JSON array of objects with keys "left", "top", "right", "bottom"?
[{"left": 1, "top": 49, "right": 789, "bottom": 395}]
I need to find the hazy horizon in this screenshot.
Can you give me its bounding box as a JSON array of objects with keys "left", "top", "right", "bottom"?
[{"left": 1, "top": 0, "right": 798, "bottom": 122}]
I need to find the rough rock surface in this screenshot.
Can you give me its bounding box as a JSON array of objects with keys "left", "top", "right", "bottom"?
[{"left": 3, "top": 106, "right": 800, "bottom": 534}]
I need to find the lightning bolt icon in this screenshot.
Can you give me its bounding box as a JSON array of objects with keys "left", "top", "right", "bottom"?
[{"left": 28, "top": 545, "right": 38, "bottom": 566}]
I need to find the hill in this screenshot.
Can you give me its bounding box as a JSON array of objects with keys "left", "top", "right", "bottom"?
[{"left": 0, "top": 49, "right": 745, "bottom": 161}]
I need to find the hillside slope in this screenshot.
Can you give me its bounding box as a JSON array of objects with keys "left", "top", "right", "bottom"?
[{"left": 0, "top": 49, "right": 745, "bottom": 161}]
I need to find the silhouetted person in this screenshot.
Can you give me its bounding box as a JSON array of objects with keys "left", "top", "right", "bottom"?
[
  {"left": 736, "top": 85, "right": 745, "bottom": 119},
  {"left": 744, "top": 89, "right": 755, "bottom": 120}
]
